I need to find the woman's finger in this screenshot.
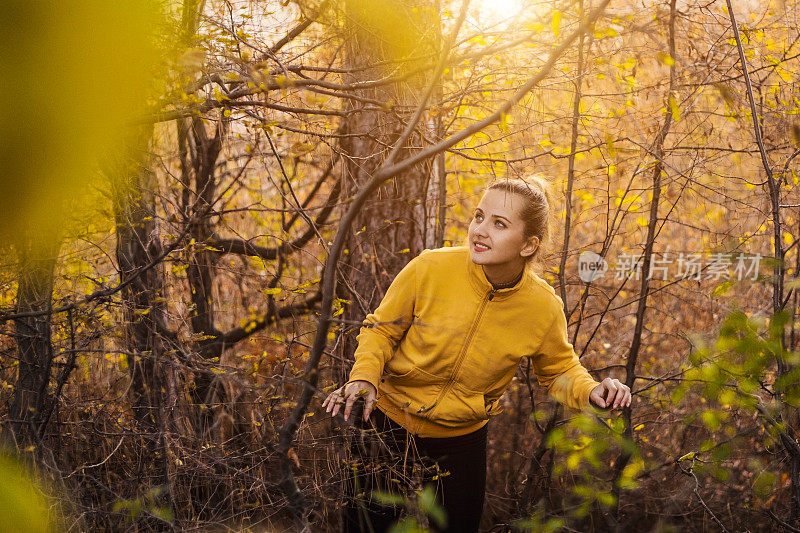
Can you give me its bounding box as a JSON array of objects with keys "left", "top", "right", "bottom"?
[
  {"left": 331, "top": 393, "right": 345, "bottom": 418},
  {"left": 612, "top": 387, "right": 625, "bottom": 409},
  {"left": 610, "top": 385, "right": 625, "bottom": 409},
  {"left": 613, "top": 384, "right": 630, "bottom": 409},
  {"left": 323, "top": 391, "right": 336, "bottom": 412},
  {"left": 613, "top": 389, "right": 624, "bottom": 409},
  {"left": 604, "top": 389, "right": 615, "bottom": 408},
  {"left": 343, "top": 393, "right": 357, "bottom": 421},
  {"left": 363, "top": 393, "right": 375, "bottom": 421},
  {"left": 325, "top": 387, "right": 345, "bottom": 414},
  {"left": 590, "top": 385, "right": 607, "bottom": 408},
  {"left": 603, "top": 382, "right": 618, "bottom": 405}
]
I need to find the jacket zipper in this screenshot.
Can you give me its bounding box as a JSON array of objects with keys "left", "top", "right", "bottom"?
[{"left": 418, "top": 287, "right": 497, "bottom": 416}]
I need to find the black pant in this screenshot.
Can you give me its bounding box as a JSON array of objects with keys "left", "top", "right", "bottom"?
[{"left": 341, "top": 407, "right": 487, "bottom": 533}]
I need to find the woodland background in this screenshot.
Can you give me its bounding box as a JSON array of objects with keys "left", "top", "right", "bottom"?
[{"left": 1, "top": 0, "right": 799, "bottom": 531}]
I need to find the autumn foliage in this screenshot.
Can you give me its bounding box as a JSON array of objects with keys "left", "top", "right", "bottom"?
[{"left": 0, "top": 0, "right": 799, "bottom": 531}]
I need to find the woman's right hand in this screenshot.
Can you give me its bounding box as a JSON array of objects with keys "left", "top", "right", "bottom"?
[{"left": 322, "top": 380, "right": 377, "bottom": 422}]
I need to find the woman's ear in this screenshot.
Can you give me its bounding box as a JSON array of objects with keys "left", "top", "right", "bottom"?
[{"left": 521, "top": 236, "right": 540, "bottom": 258}]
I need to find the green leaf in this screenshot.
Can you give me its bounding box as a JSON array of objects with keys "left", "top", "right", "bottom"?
[
  {"left": 418, "top": 485, "right": 447, "bottom": 529},
  {"left": 597, "top": 491, "right": 617, "bottom": 506},
  {"left": 371, "top": 490, "right": 404, "bottom": 506},
  {"left": 752, "top": 470, "right": 776, "bottom": 498},
  {"left": 712, "top": 279, "right": 735, "bottom": 298}
]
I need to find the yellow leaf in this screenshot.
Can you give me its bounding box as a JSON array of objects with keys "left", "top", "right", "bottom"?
[
  {"left": 668, "top": 96, "right": 680, "bottom": 121},
  {"left": 551, "top": 10, "right": 561, "bottom": 36},
  {"left": 605, "top": 133, "right": 617, "bottom": 157},
  {"left": 213, "top": 87, "right": 230, "bottom": 102},
  {"left": 567, "top": 453, "right": 581, "bottom": 470},
  {"left": 777, "top": 66, "right": 793, "bottom": 83},
  {"left": 657, "top": 52, "right": 675, "bottom": 66}
]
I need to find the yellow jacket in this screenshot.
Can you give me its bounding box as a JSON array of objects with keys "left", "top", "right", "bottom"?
[{"left": 347, "top": 245, "right": 601, "bottom": 438}]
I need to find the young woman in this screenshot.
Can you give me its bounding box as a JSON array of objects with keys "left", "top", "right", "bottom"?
[{"left": 323, "top": 176, "right": 632, "bottom": 532}]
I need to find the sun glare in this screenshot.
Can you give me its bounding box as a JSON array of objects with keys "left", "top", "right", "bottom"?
[{"left": 476, "top": 0, "right": 524, "bottom": 25}]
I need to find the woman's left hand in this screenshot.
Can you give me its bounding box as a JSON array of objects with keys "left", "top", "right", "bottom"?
[{"left": 589, "top": 378, "right": 631, "bottom": 409}]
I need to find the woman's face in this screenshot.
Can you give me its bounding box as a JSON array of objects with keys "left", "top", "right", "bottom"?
[{"left": 468, "top": 189, "right": 539, "bottom": 277}]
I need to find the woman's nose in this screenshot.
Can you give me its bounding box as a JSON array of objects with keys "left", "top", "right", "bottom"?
[{"left": 473, "top": 221, "right": 488, "bottom": 238}]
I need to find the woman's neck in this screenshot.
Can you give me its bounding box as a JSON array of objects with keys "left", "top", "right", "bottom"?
[{"left": 483, "top": 264, "right": 525, "bottom": 288}]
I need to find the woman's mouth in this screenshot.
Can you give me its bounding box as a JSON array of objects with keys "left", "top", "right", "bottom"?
[{"left": 473, "top": 242, "right": 490, "bottom": 252}]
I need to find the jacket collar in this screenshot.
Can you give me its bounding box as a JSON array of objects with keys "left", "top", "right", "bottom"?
[{"left": 460, "top": 245, "right": 531, "bottom": 299}]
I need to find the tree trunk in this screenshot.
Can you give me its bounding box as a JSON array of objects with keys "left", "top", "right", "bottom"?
[
  {"left": 337, "top": 0, "right": 444, "bottom": 367},
  {"left": 178, "top": 115, "right": 228, "bottom": 439},
  {"left": 9, "top": 229, "right": 61, "bottom": 445},
  {"left": 112, "top": 124, "right": 170, "bottom": 432}
]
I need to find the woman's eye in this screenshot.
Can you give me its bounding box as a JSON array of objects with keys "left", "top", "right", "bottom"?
[
  {"left": 496, "top": 221, "right": 506, "bottom": 228},
  {"left": 474, "top": 213, "right": 482, "bottom": 221}
]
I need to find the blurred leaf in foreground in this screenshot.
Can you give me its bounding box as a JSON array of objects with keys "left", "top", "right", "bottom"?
[
  {"left": 0, "top": 452, "right": 52, "bottom": 532},
  {"left": 0, "top": 1, "right": 165, "bottom": 242}
]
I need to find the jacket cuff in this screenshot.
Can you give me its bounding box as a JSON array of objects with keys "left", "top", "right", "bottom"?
[{"left": 345, "top": 371, "right": 380, "bottom": 393}]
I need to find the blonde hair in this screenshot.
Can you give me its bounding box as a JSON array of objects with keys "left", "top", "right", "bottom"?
[{"left": 485, "top": 175, "right": 554, "bottom": 265}]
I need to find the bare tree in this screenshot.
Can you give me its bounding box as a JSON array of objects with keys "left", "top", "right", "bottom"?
[
  {"left": 335, "top": 0, "right": 448, "bottom": 383},
  {"left": 7, "top": 228, "right": 62, "bottom": 445}
]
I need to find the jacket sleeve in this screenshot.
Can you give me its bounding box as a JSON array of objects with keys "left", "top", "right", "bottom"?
[
  {"left": 346, "top": 253, "right": 420, "bottom": 391},
  {"left": 529, "top": 303, "right": 601, "bottom": 411}
]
